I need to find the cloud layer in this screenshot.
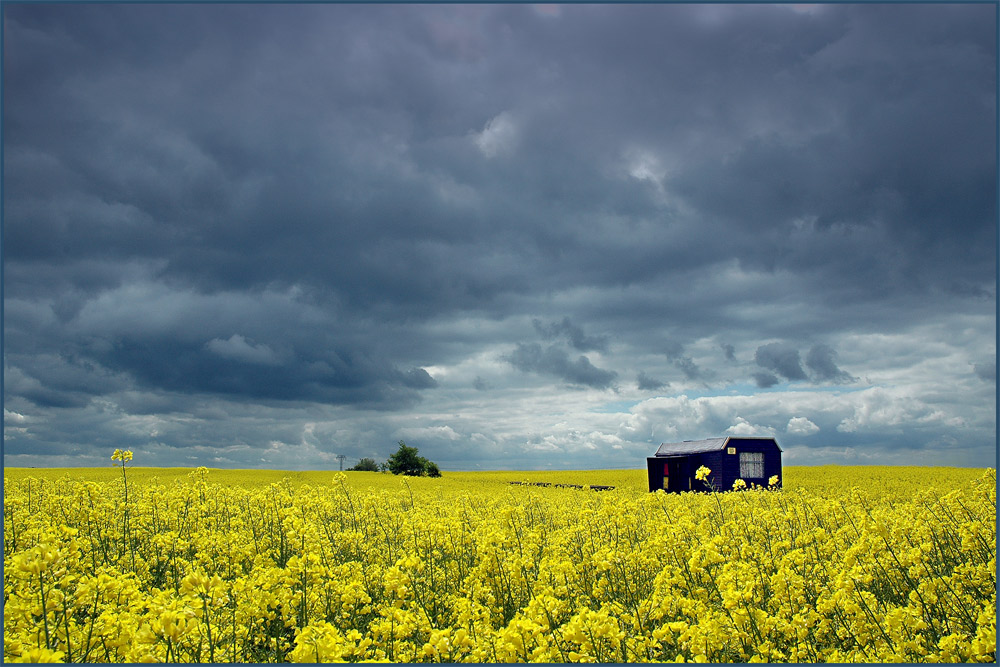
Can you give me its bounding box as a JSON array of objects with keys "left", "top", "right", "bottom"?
[{"left": 3, "top": 4, "right": 995, "bottom": 470}]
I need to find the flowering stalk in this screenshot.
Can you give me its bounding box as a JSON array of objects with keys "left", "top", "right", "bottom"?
[
  {"left": 696, "top": 465, "right": 727, "bottom": 520},
  {"left": 111, "top": 449, "right": 135, "bottom": 570}
]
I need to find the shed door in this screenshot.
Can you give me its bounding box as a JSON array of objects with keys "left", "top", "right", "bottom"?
[{"left": 665, "top": 458, "right": 689, "bottom": 492}]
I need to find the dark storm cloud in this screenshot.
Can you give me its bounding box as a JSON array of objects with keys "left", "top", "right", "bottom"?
[
  {"left": 503, "top": 343, "right": 617, "bottom": 389},
  {"left": 8, "top": 6, "right": 989, "bottom": 312},
  {"left": 661, "top": 5, "right": 995, "bottom": 296},
  {"left": 663, "top": 343, "right": 712, "bottom": 383},
  {"left": 100, "top": 339, "right": 430, "bottom": 408},
  {"left": 4, "top": 367, "right": 93, "bottom": 408},
  {"left": 3, "top": 353, "right": 124, "bottom": 408},
  {"left": 805, "top": 344, "right": 855, "bottom": 384},
  {"left": 4, "top": 281, "right": 441, "bottom": 412},
  {"left": 973, "top": 358, "right": 996, "bottom": 384},
  {"left": 754, "top": 343, "right": 808, "bottom": 382},
  {"left": 752, "top": 372, "right": 781, "bottom": 389},
  {"left": 636, "top": 371, "right": 667, "bottom": 392},
  {"left": 4, "top": 4, "right": 517, "bottom": 313},
  {"left": 5, "top": 3, "right": 994, "bottom": 322},
  {"left": 533, "top": 317, "right": 609, "bottom": 353},
  {"left": 401, "top": 368, "right": 438, "bottom": 390},
  {"left": 3, "top": 3, "right": 994, "bottom": 468},
  {"left": 43, "top": 337, "right": 432, "bottom": 410},
  {"left": 673, "top": 357, "right": 705, "bottom": 382},
  {"left": 752, "top": 343, "right": 855, "bottom": 385}
]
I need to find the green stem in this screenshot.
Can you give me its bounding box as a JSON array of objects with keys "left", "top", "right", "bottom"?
[
  {"left": 61, "top": 594, "right": 73, "bottom": 662},
  {"left": 38, "top": 572, "right": 52, "bottom": 650},
  {"left": 203, "top": 596, "right": 215, "bottom": 663}
]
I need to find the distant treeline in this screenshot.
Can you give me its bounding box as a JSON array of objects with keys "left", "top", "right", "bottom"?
[{"left": 349, "top": 441, "right": 441, "bottom": 477}]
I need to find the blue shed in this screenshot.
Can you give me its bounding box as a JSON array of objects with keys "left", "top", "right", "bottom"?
[{"left": 646, "top": 436, "right": 782, "bottom": 492}]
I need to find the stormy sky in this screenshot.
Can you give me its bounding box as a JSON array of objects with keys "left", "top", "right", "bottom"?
[{"left": 4, "top": 3, "right": 996, "bottom": 471}]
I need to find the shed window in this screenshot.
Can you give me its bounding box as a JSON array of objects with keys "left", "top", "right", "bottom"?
[{"left": 739, "top": 452, "right": 764, "bottom": 479}]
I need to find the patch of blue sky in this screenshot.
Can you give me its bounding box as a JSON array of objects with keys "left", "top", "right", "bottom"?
[{"left": 722, "top": 382, "right": 865, "bottom": 396}]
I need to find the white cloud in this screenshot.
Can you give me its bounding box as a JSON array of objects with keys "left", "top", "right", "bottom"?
[
  {"left": 786, "top": 416, "right": 820, "bottom": 435},
  {"left": 618, "top": 383, "right": 989, "bottom": 456},
  {"left": 473, "top": 111, "right": 518, "bottom": 158},
  {"left": 4, "top": 409, "right": 28, "bottom": 424},
  {"left": 836, "top": 387, "right": 923, "bottom": 433},
  {"left": 623, "top": 148, "right": 668, "bottom": 193},
  {"left": 726, "top": 417, "right": 776, "bottom": 437},
  {"left": 116, "top": 413, "right": 166, "bottom": 439}
]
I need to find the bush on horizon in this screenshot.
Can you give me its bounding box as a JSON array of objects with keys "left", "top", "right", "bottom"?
[{"left": 386, "top": 440, "right": 442, "bottom": 477}]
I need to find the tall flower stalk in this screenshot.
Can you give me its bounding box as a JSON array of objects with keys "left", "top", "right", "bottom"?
[{"left": 111, "top": 449, "right": 135, "bottom": 571}]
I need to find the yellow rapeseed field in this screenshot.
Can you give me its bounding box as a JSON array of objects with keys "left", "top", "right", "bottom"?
[{"left": 3, "top": 453, "right": 995, "bottom": 663}]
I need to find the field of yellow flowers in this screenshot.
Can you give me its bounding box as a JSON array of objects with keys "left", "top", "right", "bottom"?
[{"left": 4, "top": 454, "right": 995, "bottom": 663}]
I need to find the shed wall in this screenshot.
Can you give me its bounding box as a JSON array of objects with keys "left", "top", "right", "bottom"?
[
  {"left": 710, "top": 438, "right": 781, "bottom": 489},
  {"left": 647, "top": 437, "right": 782, "bottom": 492}
]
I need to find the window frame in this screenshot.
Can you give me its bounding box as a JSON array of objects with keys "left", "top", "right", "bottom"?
[{"left": 739, "top": 451, "right": 765, "bottom": 479}]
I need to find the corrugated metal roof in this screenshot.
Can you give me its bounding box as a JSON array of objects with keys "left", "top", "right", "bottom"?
[
  {"left": 653, "top": 436, "right": 780, "bottom": 456},
  {"left": 654, "top": 438, "right": 727, "bottom": 456}
]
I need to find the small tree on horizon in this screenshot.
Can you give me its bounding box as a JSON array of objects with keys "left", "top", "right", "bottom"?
[
  {"left": 386, "top": 440, "right": 441, "bottom": 477},
  {"left": 347, "top": 457, "right": 380, "bottom": 472},
  {"left": 386, "top": 441, "right": 424, "bottom": 476}
]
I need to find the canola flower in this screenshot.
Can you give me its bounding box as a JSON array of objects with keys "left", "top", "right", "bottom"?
[
  {"left": 3, "top": 457, "right": 995, "bottom": 663},
  {"left": 110, "top": 449, "right": 133, "bottom": 463}
]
